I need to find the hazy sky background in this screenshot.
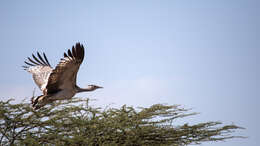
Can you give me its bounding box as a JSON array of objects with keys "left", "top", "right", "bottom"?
[{"left": 0, "top": 0, "right": 258, "bottom": 145}]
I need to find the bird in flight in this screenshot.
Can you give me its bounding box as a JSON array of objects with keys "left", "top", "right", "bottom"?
[{"left": 23, "top": 43, "right": 102, "bottom": 109}]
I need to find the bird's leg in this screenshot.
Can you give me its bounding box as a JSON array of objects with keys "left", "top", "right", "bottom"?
[
  {"left": 32, "top": 95, "right": 42, "bottom": 107},
  {"left": 31, "top": 96, "right": 35, "bottom": 105},
  {"left": 32, "top": 95, "right": 50, "bottom": 110}
]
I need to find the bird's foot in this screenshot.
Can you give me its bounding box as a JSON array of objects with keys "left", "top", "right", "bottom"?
[{"left": 31, "top": 95, "right": 47, "bottom": 110}]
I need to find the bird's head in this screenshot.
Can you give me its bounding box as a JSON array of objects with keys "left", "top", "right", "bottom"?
[{"left": 88, "top": 85, "right": 103, "bottom": 91}]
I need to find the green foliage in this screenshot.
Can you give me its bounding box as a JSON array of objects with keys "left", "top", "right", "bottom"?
[{"left": 0, "top": 98, "right": 244, "bottom": 145}]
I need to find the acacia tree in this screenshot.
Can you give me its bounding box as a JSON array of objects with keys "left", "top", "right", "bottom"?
[{"left": 0, "top": 97, "right": 244, "bottom": 146}]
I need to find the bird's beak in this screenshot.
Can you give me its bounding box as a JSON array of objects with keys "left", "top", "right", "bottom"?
[
  {"left": 97, "top": 86, "right": 103, "bottom": 89},
  {"left": 88, "top": 85, "right": 103, "bottom": 89}
]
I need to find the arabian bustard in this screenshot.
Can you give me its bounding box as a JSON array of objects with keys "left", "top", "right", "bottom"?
[{"left": 23, "top": 43, "right": 102, "bottom": 109}]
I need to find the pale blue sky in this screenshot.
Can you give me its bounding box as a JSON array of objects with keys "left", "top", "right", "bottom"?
[{"left": 0, "top": 0, "right": 258, "bottom": 145}]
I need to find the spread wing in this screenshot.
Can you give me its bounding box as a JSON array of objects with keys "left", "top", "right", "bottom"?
[
  {"left": 45, "top": 43, "right": 85, "bottom": 94},
  {"left": 23, "top": 52, "right": 52, "bottom": 91}
]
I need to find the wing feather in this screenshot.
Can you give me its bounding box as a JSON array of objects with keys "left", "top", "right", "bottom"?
[
  {"left": 72, "top": 46, "right": 77, "bottom": 58},
  {"left": 76, "top": 43, "right": 84, "bottom": 62},
  {"left": 64, "top": 52, "right": 68, "bottom": 58},
  {"left": 28, "top": 57, "right": 40, "bottom": 65},
  {"left": 37, "top": 52, "right": 48, "bottom": 66},
  {"left": 32, "top": 54, "right": 44, "bottom": 65},
  {"left": 24, "top": 61, "right": 35, "bottom": 66},
  {"left": 23, "top": 52, "right": 52, "bottom": 92},
  {"left": 46, "top": 43, "right": 85, "bottom": 94},
  {"left": 68, "top": 49, "right": 73, "bottom": 58},
  {"left": 43, "top": 53, "right": 51, "bottom": 66}
]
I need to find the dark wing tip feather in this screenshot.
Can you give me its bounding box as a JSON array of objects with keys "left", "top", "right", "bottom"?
[
  {"left": 24, "top": 61, "right": 34, "bottom": 66},
  {"left": 32, "top": 54, "right": 44, "bottom": 66},
  {"left": 24, "top": 52, "right": 51, "bottom": 69},
  {"left": 22, "top": 65, "right": 29, "bottom": 70},
  {"left": 64, "top": 52, "right": 68, "bottom": 58},
  {"left": 74, "top": 42, "right": 85, "bottom": 62},
  {"left": 28, "top": 57, "right": 40, "bottom": 65},
  {"left": 37, "top": 52, "right": 48, "bottom": 66},
  {"left": 43, "top": 53, "right": 51, "bottom": 66},
  {"left": 68, "top": 49, "right": 73, "bottom": 58},
  {"left": 72, "top": 46, "right": 77, "bottom": 58},
  {"left": 63, "top": 43, "right": 84, "bottom": 63}
]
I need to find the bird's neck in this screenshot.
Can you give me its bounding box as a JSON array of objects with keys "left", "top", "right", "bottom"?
[{"left": 75, "top": 86, "right": 94, "bottom": 93}]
